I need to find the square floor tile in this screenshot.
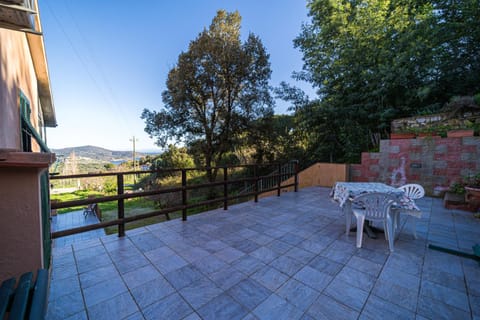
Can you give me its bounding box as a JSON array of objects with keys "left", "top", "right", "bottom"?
[
  {"left": 131, "top": 276, "right": 175, "bottom": 309},
  {"left": 269, "top": 255, "right": 304, "bottom": 276},
  {"left": 46, "top": 290, "right": 85, "bottom": 320},
  {"left": 420, "top": 280, "right": 469, "bottom": 312},
  {"left": 284, "top": 247, "right": 316, "bottom": 264},
  {"left": 360, "top": 294, "right": 415, "bottom": 320},
  {"left": 122, "top": 264, "right": 161, "bottom": 289},
  {"left": 277, "top": 278, "right": 320, "bottom": 311},
  {"left": 192, "top": 254, "right": 229, "bottom": 275},
  {"left": 87, "top": 292, "right": 138, "bottom": 320},
  {"left": 335, "top": 266, "right": 376, "bottom": 292},
  {"left": 83, "top": 276, "right": 128, "bottom": 307},
  {"left": 308, "top": 256, "right": 343, "bottom": 276},
  {"left": 143, "top": 293, "right": 193, "bottom": 320},
  {"left": 208, "top": 267, "right": 247, "bottom": 290},
  {"left": 250, "top": 247, "right": 279, "bottom": 264},
  {"left": 371, "top": 278, "right": 418, "bottom": 312},
  {"left": 324, "top": 278, "right": 369, "bottom": 311},
  {"left": 227, "top": 278, "right": 272, "bottom": 311},
  {"left": 215, "top": 246, "right": 246, "bottom": 263},
  {"left": 251, "top": 265, "right": 289, "bottom": 291},
  {"left": 232, "top": 255, "right": 266, "bottom": 276},
  {"left": 253, "top": 294, "right": 303, "bottom": 320},
  {"left": 346, "top": 255, "right": 383, "bottom": 277},
  {"left": 164, "top": 264, "right": 205, "bottom": 290},
  {"left": 78, "top": 263, "right": 119, "bottom": 290},
  {"left": 197, "top": 293, "right": 248, "bottom": 320},
  {"left": 307, "top": 294, "right": 358, "bottom": 320},
  {"left": 293, "top": 266, "right": 333, "bottom": 292},
  {"left": 179, "top": 277, "right": 223, "bottom": 309}
]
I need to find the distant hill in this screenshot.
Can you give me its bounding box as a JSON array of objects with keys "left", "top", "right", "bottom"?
[{"left": 52, "top": 145, "right": 157, "bottom": 162}]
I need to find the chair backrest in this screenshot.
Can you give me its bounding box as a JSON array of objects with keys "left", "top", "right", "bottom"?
[
  {"left": 352, "top": 192, "right": 397, "bottom": 220},
  {"left": 399, "top": 184, "right": 425, "bottom": 200}
]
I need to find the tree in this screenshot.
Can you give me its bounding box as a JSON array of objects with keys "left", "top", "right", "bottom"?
[
  {"left": 152, "top": 145, "right": 194, "bottom": 170},
  {"left": 290, "top": 0, "right": 479, "bottom": 163},
  {"left": 142, "top": 10, "right": 273, "bottom": 181},
  {"left": 428, "top": 0, "right": 480, "bottom": 101}
]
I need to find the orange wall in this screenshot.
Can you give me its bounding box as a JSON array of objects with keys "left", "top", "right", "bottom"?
[
  {"left": 260, "top": 163, "right": 349, "bottom": 198},
  {"left": 0, "top": 28, "right": 40, "bottom": 150},
  {"left": 297, "top": 163, "right": 349, "bottom": 188},
  {"left": 0, "top": 167, "right": 45, "bottom": 281}
]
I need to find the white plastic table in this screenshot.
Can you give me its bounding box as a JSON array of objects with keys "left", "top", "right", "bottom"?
[{"left": 331, "top": 182, "right": 420, "bottom": 238}]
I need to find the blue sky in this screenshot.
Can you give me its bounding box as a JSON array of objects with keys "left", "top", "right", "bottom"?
[{"left": 40, "top": 0, "right": 314, "bottom": 151}]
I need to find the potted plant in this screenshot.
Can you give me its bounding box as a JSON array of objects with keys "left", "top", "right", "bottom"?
[
  {"left": 464, "top": 173, "right": 480, "bottom": 211},
  {"left": 448, "top": 173, "right": 480, "bottom": 212}
]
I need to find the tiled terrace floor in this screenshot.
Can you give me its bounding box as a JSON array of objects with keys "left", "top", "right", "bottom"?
[
  {"left": 46, "top": 187, "right": 480, "bottom": 320},
  {"left": 51, "top": 210, "right": 105, "bottom": 247}
]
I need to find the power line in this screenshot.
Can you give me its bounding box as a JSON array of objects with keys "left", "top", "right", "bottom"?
[
  {"left": 44, "top": 1, "right": 130, "bottom": 129},
  {"left": 62, "top": 1, "right": 130, "bottom": 129}
]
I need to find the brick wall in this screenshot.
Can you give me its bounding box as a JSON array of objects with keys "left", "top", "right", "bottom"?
[{"left": 350, "top": 136, "right": 480, "bottom": 194}]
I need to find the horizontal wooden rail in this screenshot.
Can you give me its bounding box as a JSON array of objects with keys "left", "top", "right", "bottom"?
[
  {"left": 50, "top": 161, "right": 299, "bottom": 239},
  {"left": 51, "top": 186, "right": 184, "bottom": 209}
]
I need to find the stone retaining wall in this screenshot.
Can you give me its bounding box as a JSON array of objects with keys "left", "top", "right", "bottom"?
[
  {"left": 350, "top": 136, "right": 480, "bottom": 195},
  {"left": 391, "top": 111, "right": 480, "bottom": 133}
]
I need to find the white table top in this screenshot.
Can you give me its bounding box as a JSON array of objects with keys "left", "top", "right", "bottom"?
[{"left": 331, "top": 182, "right": 420, "bottom": 212}]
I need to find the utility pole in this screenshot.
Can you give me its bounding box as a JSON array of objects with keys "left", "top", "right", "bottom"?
[{"left": 130, "top": 136, "right": 138, "bottom": 184}]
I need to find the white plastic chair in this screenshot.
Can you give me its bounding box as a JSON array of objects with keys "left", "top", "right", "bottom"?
[
  {"left": 396, "top": 184, "right": 424, "bottom": 239},
  {"left": 347, "top": 192, "right": 397, "bottom": 252}
]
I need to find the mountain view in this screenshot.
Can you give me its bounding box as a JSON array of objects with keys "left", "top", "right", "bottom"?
[{"left": 52, "top": 145, "right": 156, "bottom": 163}]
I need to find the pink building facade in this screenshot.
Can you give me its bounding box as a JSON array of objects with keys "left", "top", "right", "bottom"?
[{"left": 0, "top": 1, "right": 57, "bottom": 281}]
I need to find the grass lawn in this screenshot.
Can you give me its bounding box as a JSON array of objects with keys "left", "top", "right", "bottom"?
[
  {"left": 102, "top": 197, "right": 225, "bottom": 235},
  {"left": 51, "top": 190, "right": 104, "bottom": 214},
  {"left": 102, "top": 201, "right": 173, "bottom": 235}
]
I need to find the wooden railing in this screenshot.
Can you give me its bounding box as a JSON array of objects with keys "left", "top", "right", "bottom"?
[{"left": 50, "top": 161, "right": 299, "bottom": 239}]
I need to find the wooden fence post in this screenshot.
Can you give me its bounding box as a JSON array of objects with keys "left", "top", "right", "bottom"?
[
  {"left": 117, "top": 173, "right": 125, "bottom": 237},
  {"left": 223, "top": 167, "right": 228, "bottom": 210},
  {"left": 277, "top": 163, "right": 282, "bottom": 196},
  {"left": 254, "top": 164, "right": 259, "bottom": 203},
  {"left": 182, "top": 169, "right": 187, "bottom": 221},
  {"left": 293, "top": 160, "right": 299, "bottom": 192}
]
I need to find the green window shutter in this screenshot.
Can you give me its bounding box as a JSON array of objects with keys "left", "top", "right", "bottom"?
[{"left": 18, "top": 91, "right": 50, "bottom": 153}]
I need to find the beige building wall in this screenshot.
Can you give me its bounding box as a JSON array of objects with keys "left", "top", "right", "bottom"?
[
  {"left": 0, "top": 28, "right": 41, "bottom": 150},
  {"left": 297, "top": 163, "right": 349, "bottom": 188},
  {"left": 260, "top": 163, "right": 349, "bottom": 198}
]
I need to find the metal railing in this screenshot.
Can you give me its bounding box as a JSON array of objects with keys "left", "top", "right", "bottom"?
[
  {"left": 50, "top": 161, "right": 299, "bottom": 239},
  {"left": 239, "top": 161, "right": 297, "bottom": 195}
]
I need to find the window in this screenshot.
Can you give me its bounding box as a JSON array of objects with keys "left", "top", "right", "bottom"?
[
  {"left": 37, "top": 99, "right": 44, "bottom": 141},
  {"left": 19, "top": 91, "right": 49, "bottom": 152},
  {"left": 19, "top": 92, "right": 32, "bottom": 152}
]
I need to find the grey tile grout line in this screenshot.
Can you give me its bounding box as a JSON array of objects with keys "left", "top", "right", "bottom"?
[{"left": 71, "top": 243, "right": 90, "bottom": 320}]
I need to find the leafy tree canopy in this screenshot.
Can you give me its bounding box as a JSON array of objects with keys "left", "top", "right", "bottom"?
[
  {"left": 142, "top": 10, "right": 273, "bottom": 179},
  {"left": 152, "top": 145, "right": 195, "bottom": 170},
  {"left": 287, "top": 0, "right": 480, "bottom": 163}
]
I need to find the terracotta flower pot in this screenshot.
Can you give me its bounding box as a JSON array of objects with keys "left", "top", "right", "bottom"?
[
  {"left": 390, "top": 133, "right": 416, "bottom": 139},
  {"left": 418, "top": 132, "right": 437, "bottom": 137},
  {"left": 465, "top": 186, "right": 480, "bottom": 211},
  {"left": 447, "top": 129, "right": 474, "bottom": 138}
]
